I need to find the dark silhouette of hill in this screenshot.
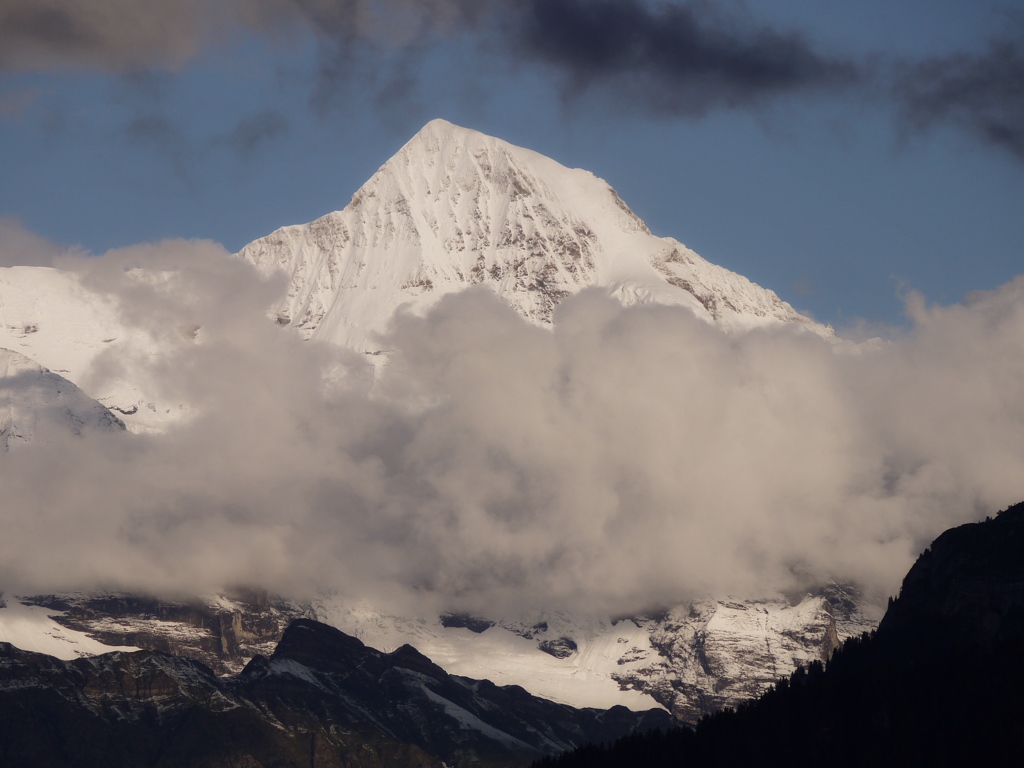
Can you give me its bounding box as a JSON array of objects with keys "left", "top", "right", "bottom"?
[{"left": 535, "top": 501, "right": 1024, "bottom": 767}]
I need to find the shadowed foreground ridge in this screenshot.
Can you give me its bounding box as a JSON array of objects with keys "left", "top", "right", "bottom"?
[
  {"left": 0, "top": 617, "right": 669, "bottom": 767},
  {"left": 535, "top": 501, "right": 1024, "bottom": 767}
]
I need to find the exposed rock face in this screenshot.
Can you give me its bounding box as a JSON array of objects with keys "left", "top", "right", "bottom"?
[
  {"left": 19, "top": 592, "right": 305, "bottom": 675},
  {"left": 612, "top": 587, "right": 875, "bottom": 722},
  {"left": 538, "top": 636, "right": 578, "bottom": 659},
  {"left": 0, "top": 618, "right": 670, "bottom": 768},
  {"left": 440, "top": 612, "right": 496, "bottom": 634}
]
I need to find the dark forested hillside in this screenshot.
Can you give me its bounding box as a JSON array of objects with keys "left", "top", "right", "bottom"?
[{"left": 535, "top": 501, "right": 1024, "bottom": 768}]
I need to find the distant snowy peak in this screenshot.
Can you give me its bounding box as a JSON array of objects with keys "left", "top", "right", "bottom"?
[
  {"left": 0, "top": 348, "right": 125, "bottom": 449},
  {"left": 0, "top": 266, "right": 190, "bottom": 434},
  {"left": 239, "top": 119, "right": 830, "bottom": 352}
]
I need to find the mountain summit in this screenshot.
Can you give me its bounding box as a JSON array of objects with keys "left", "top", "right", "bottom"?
[{"left": 240, "top": 119, "right": 828, "bottom": 352}]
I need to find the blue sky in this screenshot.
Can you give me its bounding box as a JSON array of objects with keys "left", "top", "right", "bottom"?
[{"left": 2, "top": 0, "right": 1022, "bottom": 328}]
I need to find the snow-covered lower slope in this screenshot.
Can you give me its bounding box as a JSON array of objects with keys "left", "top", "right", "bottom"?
[
  {"left": 0, "top": 348, "right": 125, "bottom": 448},
  {"left": 0, "top": 267, "right": 182, "bottom": 433},
  {"left": 239, "top": 119, "right": 829, "bottom": 353}
]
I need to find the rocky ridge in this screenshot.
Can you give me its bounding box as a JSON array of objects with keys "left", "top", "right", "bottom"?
[
  {"left": 6, "top": 585, "right": 880, "bottom": 724},
  {"left": 15, "top": 591, "right": 299, "bottom": 675},
  {"left": 0, "top": 617, "right": 670, "bottom": 767}
]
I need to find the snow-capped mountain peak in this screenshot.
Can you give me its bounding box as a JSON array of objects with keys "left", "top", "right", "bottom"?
[{"left": 239, "top": 119, "right": 829, "bottom": 352}]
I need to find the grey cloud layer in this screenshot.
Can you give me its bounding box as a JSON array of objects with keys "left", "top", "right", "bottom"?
[{"left": 2, "top": 242, "right": 1022, "bottom": 617}]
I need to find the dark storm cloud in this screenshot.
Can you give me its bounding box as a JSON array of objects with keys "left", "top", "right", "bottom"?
[
  {"left": 510, "top": 0, "right": 858, "bottom": 114},
  {"left": 896, "top": 35, "right": 1024, "bottom": 161}
]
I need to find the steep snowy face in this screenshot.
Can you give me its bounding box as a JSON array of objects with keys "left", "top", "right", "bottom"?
[
  {"left": 0, "top": 349, "right": 125, "bottom": 449},
  {"left": 239, "top": 119, "right": 828, "bottom": 352}
]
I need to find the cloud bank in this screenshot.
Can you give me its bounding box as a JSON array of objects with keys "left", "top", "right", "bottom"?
[{"left": 2, "top": 241, "right": 1023, "bottom": 617}]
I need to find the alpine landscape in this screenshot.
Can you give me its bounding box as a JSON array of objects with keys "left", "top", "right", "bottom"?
[{"left": 2, "top": 2, "right": 1024, "bottom": 766}]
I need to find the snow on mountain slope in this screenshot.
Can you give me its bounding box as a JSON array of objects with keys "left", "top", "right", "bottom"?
[
  {"left": 2, "top": 585, "right": 880, "bottom": 720},
  {"left": 306, "top": 589, "right": 879, "bottom": 721},
  {"left": 0, "top": 596, "right": 138, "bottom": 659},
  {"left": 239, "top": 119, "right": 829, "bottom": 353},
  {"left": 308, "top": 597, "right": 664, "bottom": 712},
  {"left": 0, "top": 267, "right": 183, "bottom": 433},
  {"left": 623, "top": 589, "right": 881, "bottom": 721},
  {"left": 0, "top": 348, "right": 125, "bottom": 448}
]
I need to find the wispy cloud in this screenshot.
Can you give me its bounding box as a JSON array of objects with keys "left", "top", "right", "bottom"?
[
  {"left": 895, "top": 33, "right": 1024, "bottom": 161},
  {"left": 214, "top": 110, "right": 290, "bottom": 157},
  {"left": 121, "top": 108, "right": 292, "bottom": 181},
  {"left": 0, "top": 86, "right": 39, "bottom": 119}
]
